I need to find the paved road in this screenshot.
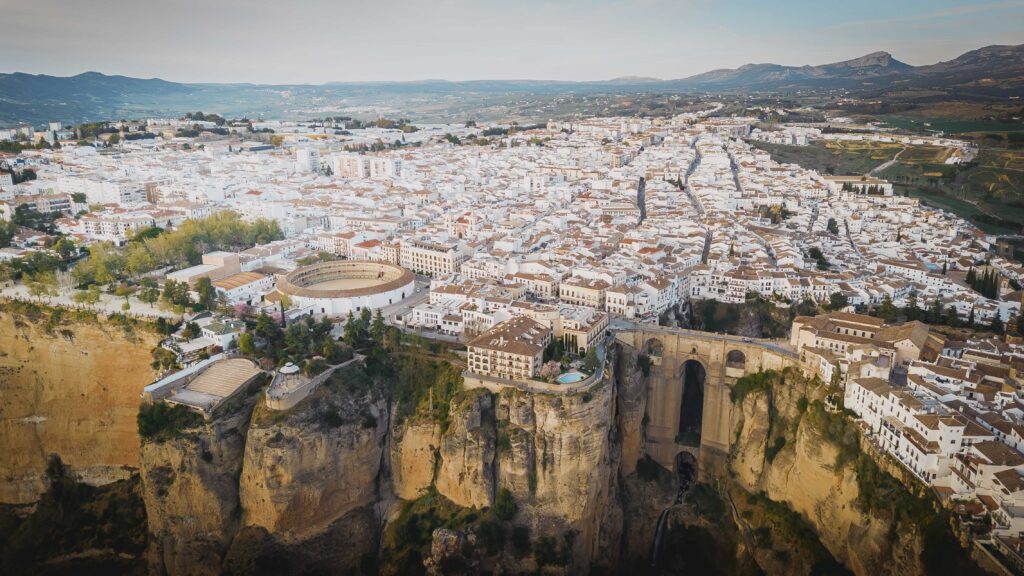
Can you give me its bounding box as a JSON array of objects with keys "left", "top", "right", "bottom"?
[
  {"left": 609, "top": 318, "right": 797, "bottom": 358},
  {"left": 379, "top": 275, "right": 430, "bottom": 323}
]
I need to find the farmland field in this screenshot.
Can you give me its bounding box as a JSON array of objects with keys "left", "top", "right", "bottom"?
[
  {"left": 750, "top": 139, "right": 1024, "bottom": 232},
  {"left": 749, "top": 140, "right": 901, "bottom": 175},
  {"left": 878, "top": 116, "right": 1024, "bottom": 135}
]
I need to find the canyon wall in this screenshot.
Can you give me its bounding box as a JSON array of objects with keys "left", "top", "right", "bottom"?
[
  {"left": 728, "top": 369, "right": 927, "bottom": 576},
  {"left": 140, "top": 405, "right": 251, "bottom": 576},
  {"left": 0, "top": 309, "right": 158, "bottom": 504},
  {"left": 0, "top": 307, "right": 954, "bottom": 576}
]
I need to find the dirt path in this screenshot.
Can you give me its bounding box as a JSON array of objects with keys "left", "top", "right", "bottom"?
[{"left": 870, "top": 147, "right": 906, "bottom": 176}]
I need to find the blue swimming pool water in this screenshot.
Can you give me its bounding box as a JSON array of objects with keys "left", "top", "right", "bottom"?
[{"left": 557, "top": 371, "right": 585, "bottom": 384}]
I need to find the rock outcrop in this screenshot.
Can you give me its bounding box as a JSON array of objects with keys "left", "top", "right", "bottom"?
[
  {"left": 495, "top": 379, "right": 623, "bottom": 570},
  {"left": 239, "top": 386, "right": 388, "bottom": 540},
  {"left": 435, "top": 389, "right": 496, "bottom": 509},
  {"left": 140, "top": 361, "right": 388, "bottom": 576},
  {"left": 140, "top": 406, "right": 251, "bottom": 576},
  {"left": 0, "top": 310, "right": 158, "bottom": 503},
  {"left": 390, "top": 417, "right": 441, "bottom": 500},
  {"left": 728, "top": 369, "right": 924, "bottom": 576}
]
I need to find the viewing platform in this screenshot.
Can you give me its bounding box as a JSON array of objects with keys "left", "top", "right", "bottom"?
[
  {"left": 143, "top": 355, "right": 263, "bottom": 416},
  {"left": 265, "top": 355, "right": 361, "bottom": 411}
]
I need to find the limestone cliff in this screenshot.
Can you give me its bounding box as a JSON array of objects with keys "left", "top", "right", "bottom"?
[
  {"left": 395, "top": 353, "right": 626, "bottom": 573},
  {"left": 494, "top": 378, "right": 623, "bottom": 571},
  {"left": 435, "top": 389, "right": 496, "bottom": 509},
  {"left": 140, "top": 404, "right": 251, "bottom": 576},
  {"left": 139, "top": 360, "right": 390, "bottom": 576},
  {"left": 239, "top": 369, "right": 388, "bottom": 541},
  {"left": 0, "top": 308, "right": 158, "bottom": 504},
  {"left": 728, "top": 369, "right": 925, "bottom": 576},
  {"left": 390, "top": 416, "right": 441, "bottom": 500}
]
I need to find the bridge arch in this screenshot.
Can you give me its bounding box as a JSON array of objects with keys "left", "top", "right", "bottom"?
[{"left": 678, "top": 359, "right": 705, "bottom": 446}]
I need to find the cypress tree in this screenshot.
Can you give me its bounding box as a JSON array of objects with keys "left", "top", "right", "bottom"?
[{"left": 991, "top": 314, "right": 1004, "bottom": 334}]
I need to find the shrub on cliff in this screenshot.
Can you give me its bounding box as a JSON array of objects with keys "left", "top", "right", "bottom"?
[
  {"left": 137, "top": 402, "right": 203, "bottom": 442},
  {"left": 494, "top": 488, "right": 518, "bottom": 521},
  {"left": 730, "top": 370, "right": 776, "bottom": 403}
]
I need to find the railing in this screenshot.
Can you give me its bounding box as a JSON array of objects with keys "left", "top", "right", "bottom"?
[
  {"left": 142, "top": 353, "right": 226, "bottom": 401},
  {"left": 614, "top": 322, "right": 800, "bottom": 359},
  {"left": 265, "top": 355, "right": 361, "bottom": 411}
]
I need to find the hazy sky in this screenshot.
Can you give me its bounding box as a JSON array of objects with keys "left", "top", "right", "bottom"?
[{"left": 2, "top": 0, "right": 1022, "bottom": 83}]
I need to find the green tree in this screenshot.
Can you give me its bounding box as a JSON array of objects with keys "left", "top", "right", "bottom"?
[
  {"left": 494, "top": 488, "right": 518, "bottom": 521},
  {"left": 927, "top": 299, "right": 943, "bottom": 324},
  {"left": 161, "top": 279, "right": 191, "bottom": 308},
  {"left": 371, "top": 309, "right": 386, "bottom": 343},
  {"left": 51, "top": 237, "right": 77, "bottom": 260},
  {"left": 72, "top": 284, "right": 102, "bottom": 305},
  {"left": 991, "top": 314, "right": 1005, "bottom": 334},
  {"left": 905, "top": 292, "right": 921, "bottom": 321},
  {"left": 343, "top": 310, "right": 366, "bottom": 347},
  {"left": 582, "top": 345, "right": 599, "bottom": 374},
  {"left": 124, "top": 242, "right": 156, "bottom": 277},
  {"left": 828, "top": 292, "right": 849, "bottom": 311},
  {"left": 114, "top": 284, "right": 133, "bottom": 306},
  {"left": 876, "top": 295, "right": 897, "bottom": 321},
  {"left": 0, "top": 219, "right": 16, "bottom": 248},
  {"left": 238, "top": 332, "right": 256, "bottom": 355},
  {"left": 180, "top": 321, "right": 201, "bottom": 340},
  {"left": 26, "top": 270, "right": 58, "bottom": 298},
  {"left": 195, "top": 276, "right": 217, "bottom": 310},
  {"left": 138, "top": 278, "right": 160, "bottom": 304}
]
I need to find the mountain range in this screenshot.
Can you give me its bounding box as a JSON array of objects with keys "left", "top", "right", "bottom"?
[{"left": 1, "top": 44, "right": 1021, "bottom": 125}]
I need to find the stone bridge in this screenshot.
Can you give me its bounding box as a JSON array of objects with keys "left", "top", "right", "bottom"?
[{"left": 615, "top": 325, "right": 799, "bottom": 476}]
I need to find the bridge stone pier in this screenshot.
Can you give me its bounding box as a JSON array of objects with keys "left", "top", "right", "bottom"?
[{"left": 615, "top": 326, "right": 799, "bottom": 477}]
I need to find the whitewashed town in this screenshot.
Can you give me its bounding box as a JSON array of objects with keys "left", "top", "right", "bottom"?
[{"left": 5, "top": 107, "right": 1024, "bottom": 561}]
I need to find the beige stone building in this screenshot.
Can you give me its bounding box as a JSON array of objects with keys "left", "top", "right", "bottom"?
[
  {"left": 559, "top": 277, "right": 610, "bottom": 309},
  {"left": 467, "top": 317, "right": 552, "bottom": 382}
]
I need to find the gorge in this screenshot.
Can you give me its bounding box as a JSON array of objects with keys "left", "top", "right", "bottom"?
[{"left": 0, "top": 305, "right": 981, "bottom": 575}]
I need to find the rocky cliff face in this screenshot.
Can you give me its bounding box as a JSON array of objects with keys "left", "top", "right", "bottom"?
[
  {"left": 139, "top": 361, "right": 389, "bottom": 576},
  {"left": 0, "top": 309, "right": 158, "bottom": 504},
  {"left": 140, "top": 405, "right": 251, "bottom": 576},
  {"left": 494, "top": 378, "right": 623, "bottom": 570},
  {"left": 435, "top": 389, "right": 496, "bottom": 509},
  {"left": 728, "top": 369, "right": 925, "bottom": 576},
  {"left": 6, "top": 300, "right": 978, "bottom": 576},
  {"left": 390, "top": 417, "right": 441, "bottom": 501},
  {"left": 239, "top": 377, "right": 388, "bottom": 541}
]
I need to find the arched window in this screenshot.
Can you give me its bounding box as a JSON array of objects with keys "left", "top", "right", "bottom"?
[
  {"left": 726, "top": 349, "right": 746, "bottom": 369},
  {"left": 645, "top": 338, "right": 664, "bottom": 358}
]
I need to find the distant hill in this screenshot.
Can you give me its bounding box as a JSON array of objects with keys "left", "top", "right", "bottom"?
[
  {"left": 1, "top": 43, "right": 1021, "bottom": 125},
  {"left": 0, "top": 71, "right": 194, "bottom": 125},
  {"left": 679, "top": 51, "right": 914, "bottom": 90},
  {"left": 671, "top": 47, "right": 1024, "bottom": 94}
]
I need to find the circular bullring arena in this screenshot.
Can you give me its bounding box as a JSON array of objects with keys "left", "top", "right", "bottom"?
[{"left": 277, "top": 260, "right": 415, "bottom": 316}]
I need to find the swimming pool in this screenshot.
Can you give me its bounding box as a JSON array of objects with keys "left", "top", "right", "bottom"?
[{"left": 556, "top": 371, "right": 585, "bottom": 384}]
